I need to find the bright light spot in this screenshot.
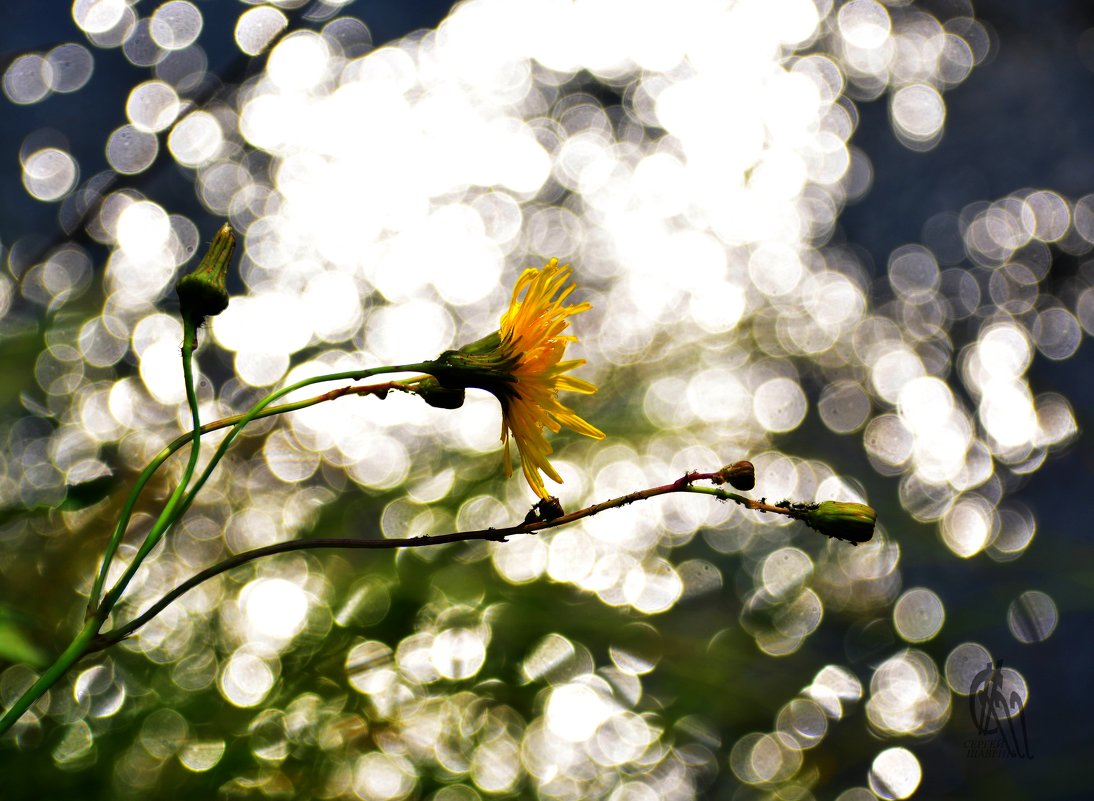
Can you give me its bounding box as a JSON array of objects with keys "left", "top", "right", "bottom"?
[
  {"left": 941, "top": 496, "right": 994, "bottom": 558},
  {"left": 139, "top": 340, "right": 187, "bottom": 403},
  {"left": 219, "top": 651, "right": 275, "bottom": 707},
  {"left": 776, "top": 697, "right": 828, "bottom": 749},
  {"left": 622, "top": 558, "right": 683, "bottom": 614},
  {"left": 126, "top": 80, "right": 180, "bottom": 132},
  {"left": 893, "top": 587, "right": 945, "bottom": 642},
  {"left": 546, "top": 682, "right": 615, "bottom": 742},
  {"left": 762, "top": 548, "right": 813, "bottom": 599},
  {"left": 890, "top": 84, "right": 946, "bottom": 147},
  {"left": 753, "top": 377, "right": 807, "bottom": 433},
  {"left": 22, "top": 148, "right": 78, "bottom": 201},
  {"left": 301, "top": 272, "right": 365, "bottom": 341},
  {"left": 150, "top": 1, "right": 203, "bottom": 50},
  {"left": 1021, "top": 190, "right": 1069, "bottom": 242},
  {"left": 898, "top": 377, "right": 953, "bottom": 432},
  {"left": 366, "top": 300, "right": 454, "bottom": 365},
  {"left": 47, "top": 43, "right": 94, "bottom": 93},
  {"left": 116, "top": 200, "right": 171, "bottom": 261},
  {"left": 522, "top": 633, "right": 579, "bottom": 683},
  {"left": 73, "top": 0, "right": 127, "bottom": 34},
  {"left": 107, "top": 124, "right": 159, "bottom": 174},
  {"left": 241, "top": 577, "right": 310, "bottom": 641},
  {"left": 749, "top": 244, "right": 803, "bottom": 296},
  {"left": 1033, "top": 307, "right": 1081, "bottom": 360},
  {"left": 492, "top": 533, "right": 547, "bottom": 584},
  {"left": 770, "top": 0, "right": 821, "bottom": 45},
  {"left": 729, "top": 731, "right": 801, "bottom": 784},
  {"left": 3, "top": 54, "right": 52, "bottom": 104},
  {"left": 178, "top": 740, "right": 226, "bottom": 772},
  {"left": 267, "top": 31, "right": 330, "bottom": 92},
  {"left": 235, "top": 6, "right": 288, "bottom": 56},
  {"left": 838, "top": 0, "right": 891, "bottom": 49},
  {"left": 867, "top": 650, "right": 949, "bottom": 737},
  {"left": 168, "top": 111, "right": 223, "bottom": 167},
  {"left": 819, "top": 381, "right": 870, "bottom": 433},
  {"left": 888, "top": 245, "right": 939, "bottom": 299},
  {"left": 353, "top": 752, "right": 416, "bottom": 801},
  {"left": 869, "top": 747, "right": 921, "bottom": 800},
  {"left": 264, "top": 429, "right": 320, "bottom": 483},
  {"left": 471, "top": 737, "right": 521, "bottom": 793},
  {"left": 975, "top": 324, "right": 1031, "bottom": 379},
  {"left": 870, "top": 347, "right": 924, "bottom": 403},
  {"left": 944, "top": 642, "right": 992, "bottom": 695},
  {"left": 346, "top": 640, "right": 396, "bottom": 695},
  {"left": 1007, "top": 590, "right": 1058, "bottom": 644},
  {"left": 431, "top": 627, "right": 487, "bottom": 680}
]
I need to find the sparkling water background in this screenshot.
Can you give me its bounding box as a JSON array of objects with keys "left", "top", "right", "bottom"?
[{"left": 0, "top": 1, "right": 1090, "bottom": 798}]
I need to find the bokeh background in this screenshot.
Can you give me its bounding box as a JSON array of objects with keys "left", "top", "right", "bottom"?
[{"left": 1, "top": 0, "right": 1091, "bottom": 798}]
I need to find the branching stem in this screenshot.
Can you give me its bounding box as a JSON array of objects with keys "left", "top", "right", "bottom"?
[{"left": 91, "top": 470, "right": 809, "bottom": 649}]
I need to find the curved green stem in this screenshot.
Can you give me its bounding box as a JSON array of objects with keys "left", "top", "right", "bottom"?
[
  {"left": 87, "top": 444, "right": 179, "bottom": 617},
  {"left": 88, "top": 320, "right": 203, "bottom": 617},
  {"left": 4, "top": 366, "right": 434, "bottom": 739},
  {"left": 85, "top": 379, "right": 419, "bottom": 617},
  {"left": 97, "top": 362, "right": 436, "bottom": 617},
  {"left": 93, "top": 469, "right": 802, "bottom": 647},
  {"left": 0, "top": 619, "right": 98, "bottom": 738},
  {"left": 683, "top": 485, "right": 807, "bottom": 517}
]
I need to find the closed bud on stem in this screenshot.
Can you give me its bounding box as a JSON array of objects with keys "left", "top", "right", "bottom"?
[
  {"left": 802, "top": 501, "right": 876, "bottom": 544},
  {"left": 176, "top": 223, "right": 236, "bottom": 326},
  {"left": 713, "top": 460, "right": 755, "bottom": 491},
  {"left": 416, "top": 376, "right": 466, "bottom": 409}
]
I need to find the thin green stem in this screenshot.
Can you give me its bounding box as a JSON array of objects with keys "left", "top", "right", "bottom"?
[
  {"left": 4, "top": 367, "right": 433, "bottom": 739},
  {"left": 85, "top": 378, "right": 415, "bottom": 617},
  {"left": 86, "top": 379, "right": 418, "bottom": 617},
  {"left": 0, "top": 619, "right": 98, "bottom": 738},
  {"left": 98, "top": 362, "right": 436, "bottom": 617},
  {"left": 93, "top": 470, "right": 808, "bottom": 647},
  {"left": 683, "top": 485, "right": 808, "bottom": 518},
  {"left": 89, "top": 320, "right": 203, "bottom": 617},
  {"left": 87, "top": 445, "right": 175, "bottom": 617}
]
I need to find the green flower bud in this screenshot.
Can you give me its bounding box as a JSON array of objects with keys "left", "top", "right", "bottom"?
[
  {"left": 714, "top": 460, "right": 755, "bottom": 491},
  {"left": 416, "top": 376, "right": 466, "bottom": 409},
  {"left": 176, "top": 223, "right": 236, "bottom": 325},
  {"left": 803, "top": 501, "right": 876, "bottom": 544}
]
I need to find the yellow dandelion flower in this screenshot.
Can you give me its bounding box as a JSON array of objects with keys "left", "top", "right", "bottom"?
[{"left": 433, "top": 258, "right": 604, "bottom": 498}]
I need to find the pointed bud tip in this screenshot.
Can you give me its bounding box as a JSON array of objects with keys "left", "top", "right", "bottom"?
[
  {"left": 804, "top": 501, "right": 876, "bottom": 544},
  {"left": 177, "top": 223, "right": 236, "bottom": 324},
  {"left": 713, "top": 460, "right": 755, "bottom": 491}
]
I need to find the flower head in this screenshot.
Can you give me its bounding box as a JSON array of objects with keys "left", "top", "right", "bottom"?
[{"left": 434, "top": 259, "right": 604, "bottom": 498}]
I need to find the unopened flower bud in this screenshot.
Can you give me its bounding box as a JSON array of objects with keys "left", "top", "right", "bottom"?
[
  {"left": 803, "top": 501, "right": 876, "bottom": 544},
  {"left": 176, "top": 223, "right": 236, "bottom": 325},
  {"left": 417, "top": 376, "right": 466, "bottom": 409},
  {"left": 714, "top": 460, "right": 755, "bottom": 491},
  {"left": 524, "top": 495, "right": 565, "bottom": 524}
]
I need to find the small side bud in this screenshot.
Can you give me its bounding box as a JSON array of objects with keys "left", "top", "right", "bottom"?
[
  {"left": 714, "top": 460, "right": 755, "bottom": 491},
  {"left": 803, "top": 501, "right": 876, "bottom": 544},
  {"left": 525, "top": 496, "right": 565, "bottom": 524},
  {"left": 177, "top": 223, "right": 236, "bottom": 325},
  {"left": 417, "top": 377, "right": 466, "bottom": 409}
]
